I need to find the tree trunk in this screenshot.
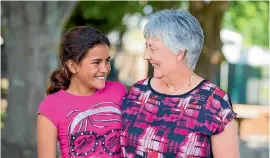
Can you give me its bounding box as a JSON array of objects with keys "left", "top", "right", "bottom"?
[
  {"left": 1, "top": 2, "right": 77, "bottom": 158},
  {"left": 190, "top": 1, "right": 229, "bottom": 82}
]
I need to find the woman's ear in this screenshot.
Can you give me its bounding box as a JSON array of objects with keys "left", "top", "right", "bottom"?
[
  {"left": 66, "top": 60, "right": 77, "bottom": 74},
  {"left": 176, "top": 49, "right": 185, "bottom": 62}
]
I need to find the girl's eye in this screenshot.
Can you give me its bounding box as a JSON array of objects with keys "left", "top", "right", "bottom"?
[{"left": 93, "top": 61, "right": 100, "bottom": 65}]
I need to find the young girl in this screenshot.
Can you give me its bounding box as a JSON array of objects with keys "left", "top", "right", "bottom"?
[{"left": 37, "top": 26, "right": 126, "bottom": 158}]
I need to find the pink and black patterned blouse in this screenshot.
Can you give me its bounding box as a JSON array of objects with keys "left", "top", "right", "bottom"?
[{"left": 120, "top": 78, "right": 237, "bottom": 158}]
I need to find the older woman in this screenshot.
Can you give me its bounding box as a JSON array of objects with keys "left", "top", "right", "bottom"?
[{"left": 120, "top": 9, "right": 239, "bottom": 158}]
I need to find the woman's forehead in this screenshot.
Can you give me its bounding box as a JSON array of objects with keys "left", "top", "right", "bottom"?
[{"left": 146, "top": 37, "right": 163, "bottom": 47}]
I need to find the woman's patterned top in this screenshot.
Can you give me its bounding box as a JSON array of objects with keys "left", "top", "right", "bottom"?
[{"left": 120, "top": 78, "right": 237, "bottom": 158}]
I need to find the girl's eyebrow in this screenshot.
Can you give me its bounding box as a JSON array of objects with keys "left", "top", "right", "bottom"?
[
  {"left": 92, "top": 56, "right": 111, "bottom": 62},
  {"left": 91, "top": 58, "right": 101, "bottom": 62}
]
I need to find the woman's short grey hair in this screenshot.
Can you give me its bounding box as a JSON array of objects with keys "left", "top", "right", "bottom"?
[{"left": 143, "top": 9, "right": 204, "bottom": 69}]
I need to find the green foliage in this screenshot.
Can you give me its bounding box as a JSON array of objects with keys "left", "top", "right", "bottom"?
[
  {"left": 65, "top": 1, "right": 185, "bottom": 35},
  {"left": 66, "top": 1, "right": 268, "bottom": 49},
  {"left": 1, "top": 112, "right": 6, "bottom": 122},
  {"left": 65, "top": 1, "right": 145, "bottom": 34},
  {"left": 1, "top": 112, "right": 6, "bottom": 128},
  {"left": 146, "top": 1, "right": 183, "bottom": 11},
  {"left": 223, "top": 1, "right": 269, "bottom": 48}
]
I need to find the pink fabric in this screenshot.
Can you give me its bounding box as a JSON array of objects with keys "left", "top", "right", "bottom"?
[
  {"left": 38, "top": 81, "right": 126, "bottom": 158},
  {"left": 120, "top": 78, "right": 237, "bottom": 158}
]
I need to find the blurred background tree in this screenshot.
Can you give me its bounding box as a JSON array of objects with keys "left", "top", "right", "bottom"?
[
  {"left": 1, "top": 2, "right": 77, "bottom": 158},
  {"left": 223, "top": 1, "right": 269, "bottom": 49},
  {"left": 65, "top": 1, "right": 144, "bottom": 35}
]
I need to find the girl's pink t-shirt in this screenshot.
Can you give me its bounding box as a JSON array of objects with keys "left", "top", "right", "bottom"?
[{"left": 38, "top": 81, "right": 126, "bottom": 158}]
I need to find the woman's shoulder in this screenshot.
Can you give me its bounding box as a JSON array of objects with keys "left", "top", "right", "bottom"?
[
  {"left": 129, "top": 78, "right": 150, "bottom": 88},
  {"left": 200, "top": 81, "right": 237, "bottom": 135},
  {"left": 197, "top": 80, "right": 233, "bottom": 110},
  {"left": 201, "top": 80, "right": 234, "bottom": 111},
  {"left": 136, "top": 78, "right": 150, "bottom": 85},
  {"left": 199, "top": 80, "right": 228, "bottom": 96}
]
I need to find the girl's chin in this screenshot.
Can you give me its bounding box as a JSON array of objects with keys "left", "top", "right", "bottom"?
[{"left": 93, "top": 79, "right": 106, "bottom": 89}]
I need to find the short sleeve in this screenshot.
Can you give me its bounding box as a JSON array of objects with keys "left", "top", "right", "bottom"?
[
  {"left": 38, "top": 97, "right": 59, "bottom": 127},
  {"left": 112, "top": 81, "right": 127, "bottom": 106},
  {"left": 118, "top": 82, "right": 127, "bottom": 98},
  {"left": 212, "top": 90, "right": 237, "bottom": 135}
]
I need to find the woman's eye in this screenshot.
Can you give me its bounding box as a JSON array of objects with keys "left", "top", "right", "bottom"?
[{"left": 93, "top": 62, "right": 100, "bottom": 65}]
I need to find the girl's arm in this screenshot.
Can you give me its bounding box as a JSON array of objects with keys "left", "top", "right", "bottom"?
[{"left": 37, "top": 114, "right": 58, "bottom": 158}]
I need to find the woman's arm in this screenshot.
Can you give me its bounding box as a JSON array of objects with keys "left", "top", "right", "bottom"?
[
  {"left": 37, "top": 114, "right": 58, "bottom": 158},
  {"left": 211, "top": 119, "right": 240, "bottom": 158}
]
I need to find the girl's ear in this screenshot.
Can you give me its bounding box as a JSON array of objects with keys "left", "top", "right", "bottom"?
[{"left": 66, "top": 60, "right": 77, "bottom": 74}]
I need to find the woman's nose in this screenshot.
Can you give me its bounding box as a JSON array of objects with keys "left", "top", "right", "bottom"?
[{"left": 144, "top": 50, "right": 151, "bottom": 60}]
